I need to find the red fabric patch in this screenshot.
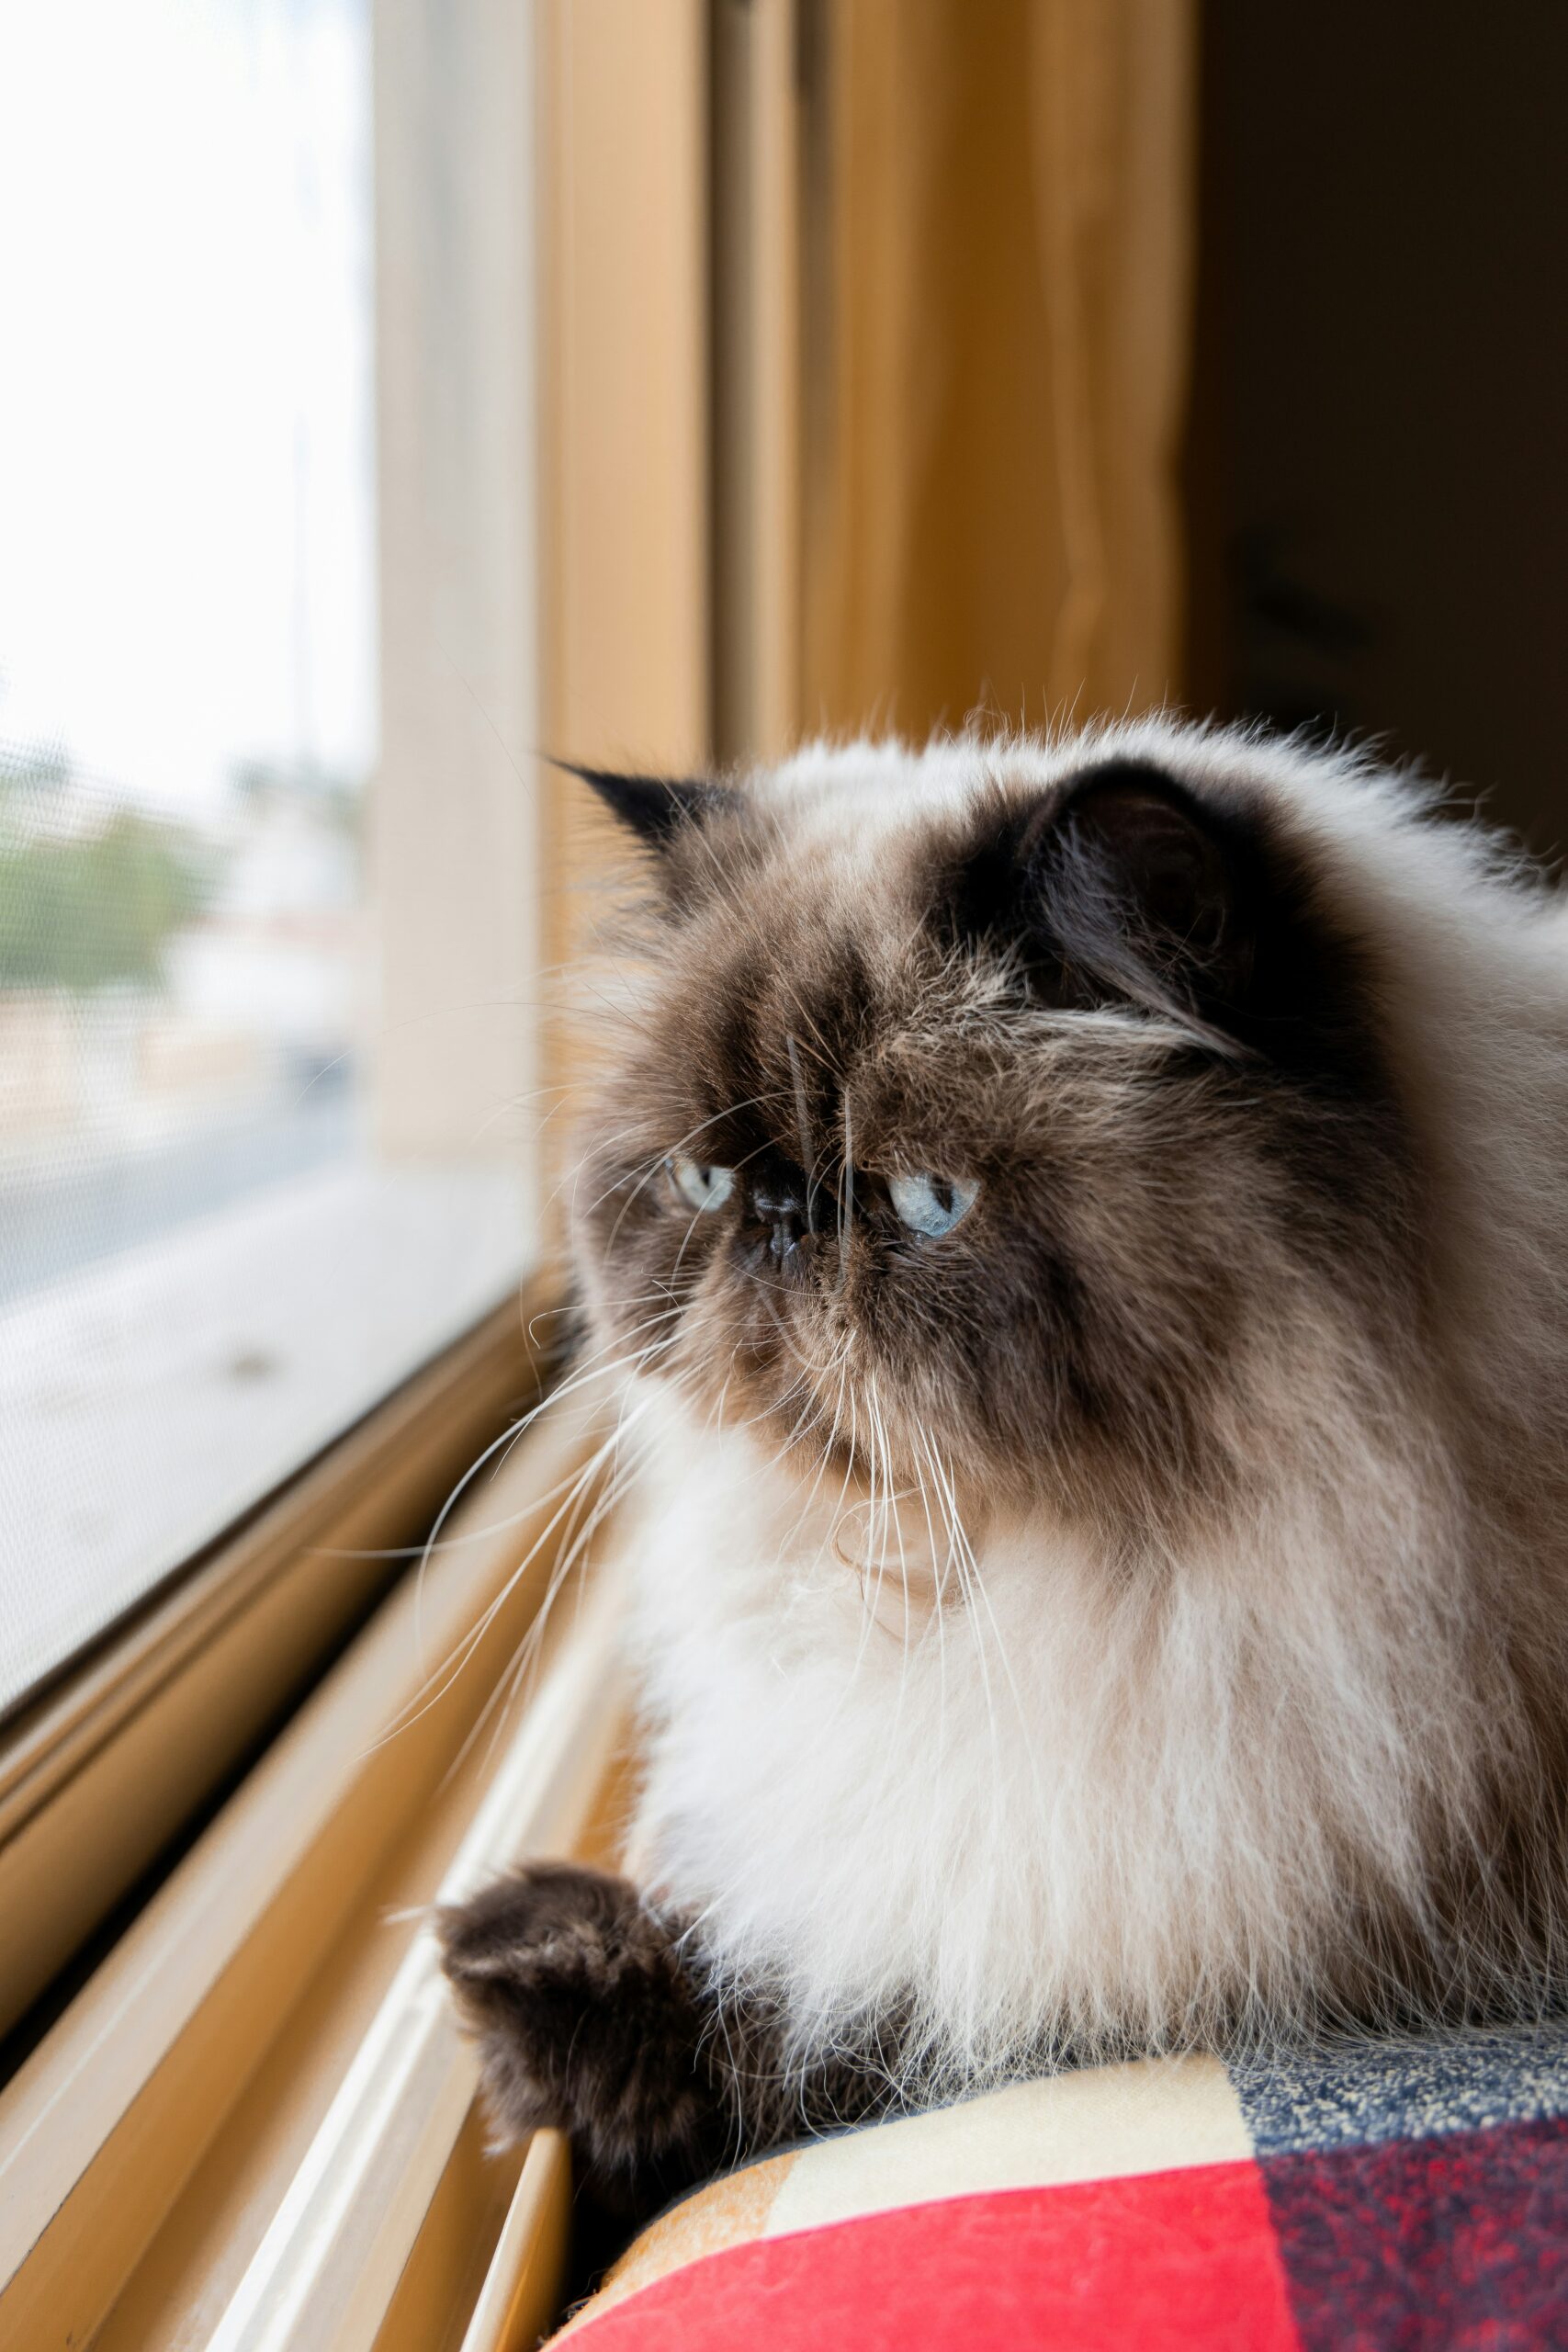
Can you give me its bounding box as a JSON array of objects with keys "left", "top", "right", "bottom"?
[
  {"left": 1261, "top": 2117, "right": 1568, "bottom": 2351},
  {"left": 570, "top": 2163, "right": 1302, "bottom": 2351}
]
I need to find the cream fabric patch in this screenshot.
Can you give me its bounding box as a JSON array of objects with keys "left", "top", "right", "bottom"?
[{"left": 764, "top": 2055, "right": 1250, "bottom": 2239}]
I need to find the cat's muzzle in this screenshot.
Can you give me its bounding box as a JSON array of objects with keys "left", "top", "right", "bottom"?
[{"left": 748, "top": 1175, "right": 820, "bottom": 1273}]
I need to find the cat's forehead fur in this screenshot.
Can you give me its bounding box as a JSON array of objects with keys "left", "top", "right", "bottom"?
[
  {"left": 755, "top": 718, "right": 1314, "bottom": 829},
  {"left": 661, "top": 729, "right": 1186, "bottom": 1004},
  {"left": 669, "top": 719, "right": 1407, "bottom": 935}
]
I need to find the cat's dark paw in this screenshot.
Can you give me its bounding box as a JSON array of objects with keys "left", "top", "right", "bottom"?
[{"left": 438, "top": 1861, "right": 719, "bottom": 2204}]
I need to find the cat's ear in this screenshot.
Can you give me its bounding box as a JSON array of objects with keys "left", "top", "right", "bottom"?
[
  {"left": 1018, "top": 762, "right": 1257, "bottom": 1016},
  {"left": 560, "top": 763, "right": 721, "bottom": 854},
  {"left": 1044, "top": 768, "right": 1243, "bottom": 972}
]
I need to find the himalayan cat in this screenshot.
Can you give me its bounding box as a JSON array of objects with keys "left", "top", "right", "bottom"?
[{"left": 440, "top": 720, "right": 1568, "bottom": 2217}]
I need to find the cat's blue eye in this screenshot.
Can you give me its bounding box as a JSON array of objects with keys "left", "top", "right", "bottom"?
[
  {"left": 668, "top": 1154, "right": 736, "bottom": 1214},
  {"left": 887, "top": 1170, "right": 979, "bottom": 1238}
]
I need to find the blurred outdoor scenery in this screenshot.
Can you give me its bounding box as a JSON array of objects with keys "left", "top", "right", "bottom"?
[
  {"left": 0, "top": 0, "right": 375, "bottom": 1309},
  {"left": 0, "top": 746, "right": 364, "bottom": 1304}
]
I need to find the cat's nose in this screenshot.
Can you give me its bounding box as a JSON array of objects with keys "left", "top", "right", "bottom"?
[{"left": 751, "top": 1179, "right": 807, "bottom": 1261}]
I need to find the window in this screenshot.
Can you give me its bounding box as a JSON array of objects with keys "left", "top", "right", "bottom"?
[{"left": 0, "top": 0, "right": 532, "bottom": 1724}]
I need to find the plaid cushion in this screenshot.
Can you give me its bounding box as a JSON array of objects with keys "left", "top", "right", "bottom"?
[{"left": 558, "top": 2021, "right": 1568, "bottom": 2347}]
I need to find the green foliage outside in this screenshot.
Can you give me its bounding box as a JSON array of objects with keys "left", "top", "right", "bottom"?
[{"left": 0, "top": 769, "right": 210, "bottom": 992}]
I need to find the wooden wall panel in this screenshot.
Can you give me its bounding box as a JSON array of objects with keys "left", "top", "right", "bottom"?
[{"left": 536, "top": 0, "right": 712, "bottom": 977}]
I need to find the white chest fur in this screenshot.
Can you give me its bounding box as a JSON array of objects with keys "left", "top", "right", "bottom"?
[{"left": 620, "top": 1385, "right": 1489, "bottom": 2083}]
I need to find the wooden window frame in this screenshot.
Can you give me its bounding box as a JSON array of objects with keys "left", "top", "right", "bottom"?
[{"left": 0, "top": 1357, "right": 623, "bottom": 2351}]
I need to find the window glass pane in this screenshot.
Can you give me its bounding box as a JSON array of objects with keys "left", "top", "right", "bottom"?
[{"left": 0, "top": 0, "right": 526, "bottom": 1719}]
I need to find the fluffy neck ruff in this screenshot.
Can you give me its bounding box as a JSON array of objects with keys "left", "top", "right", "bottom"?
[{"left": 624, "top": 1353, "right": 1531, "bottom": 2095}]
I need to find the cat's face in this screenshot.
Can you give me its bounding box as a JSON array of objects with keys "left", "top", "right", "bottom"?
[{"left": 570, "top": 737, "right": 1412, "bottom": 1527}]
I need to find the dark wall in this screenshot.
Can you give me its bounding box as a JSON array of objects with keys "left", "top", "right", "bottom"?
[{"left": 1189, "top": 5, "right": 1568, "bottom": 850}]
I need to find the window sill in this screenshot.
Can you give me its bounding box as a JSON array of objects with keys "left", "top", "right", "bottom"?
[
  {"left": 0, "top": 1376, "right": 623, "bottom": 2351},
  {"left": 2, "top": 1157, "right": 530, "bottom": 1718}
]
